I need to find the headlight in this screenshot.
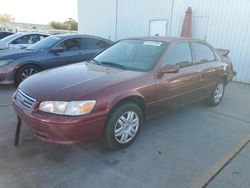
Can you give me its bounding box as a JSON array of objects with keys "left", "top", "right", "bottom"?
[
  {"left": 0, "top": 60, "right": 12, "bottom": 67},
  {"left": 39, "top": 100, "right": 96, "bottom": 116}
]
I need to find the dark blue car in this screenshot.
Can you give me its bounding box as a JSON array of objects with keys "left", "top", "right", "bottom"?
[{"left": 0, "top": 34, "right": 113, "bottom": 85}]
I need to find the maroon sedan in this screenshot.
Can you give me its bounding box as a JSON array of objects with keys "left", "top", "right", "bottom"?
[{"left": 12, "top": 37, "right": 235, "bottom": 149}]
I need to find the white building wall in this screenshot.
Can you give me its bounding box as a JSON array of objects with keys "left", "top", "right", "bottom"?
[
  {"left": 171, "top": 0, "right": 250, "bottom": 83},
  {"left": 78, "top": 0, "right": 250, "bottom": 83},
  {"left": 116, "top": 0, "right": 173, "bottom": 39},
  {"left": 78, "top": 0, "right": 116, "bottom": 40}
]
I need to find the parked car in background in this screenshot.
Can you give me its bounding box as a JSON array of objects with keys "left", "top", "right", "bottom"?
[
  {"left": 0, "top": 32, "right": 49, "bottom": 50},
  {"left": 0, "top": 34, "right": 113, "bottom": 85},
  {"left": 0, "top": 31, "right": 14, "bottom": 40},
  {"left": 12, "top": 37, "right": 235, "bottom": 149}
]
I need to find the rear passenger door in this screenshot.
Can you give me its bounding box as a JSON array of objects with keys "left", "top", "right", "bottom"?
[
  {"left": 155, "top": 42, "right": 199, "bottom": 112},
  {"left": 191, "top": 42, "right": 222, "bottom": 96},
  {"left": 83, "top": 38, "right": 111, "bottom": 60}
]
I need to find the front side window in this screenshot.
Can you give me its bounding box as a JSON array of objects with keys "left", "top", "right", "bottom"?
[
  {"left": 93, "top": 40, "right": 166, "bottom": 71},
  {"left": 192, "top": 42, "right": 215, "bottom": 64},
  {"left": 162, "top": 42, "right": 192, "bottom": 68},
  {"left": 57, "top": 38, "right": 83, "bottom": 51},
  {"left": 12, "top": 34, "right": 38, "bottom": 44},
  {"left": 86, "top": 38, "right": 111, "bottom": 50}
]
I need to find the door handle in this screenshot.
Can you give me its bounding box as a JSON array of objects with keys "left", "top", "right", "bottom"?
[
  {"left": 188, "top": 76, "right": 197, "bottom": 80},
  {"left": 78, "top": 52, "right": 84, "bottom": 55}
]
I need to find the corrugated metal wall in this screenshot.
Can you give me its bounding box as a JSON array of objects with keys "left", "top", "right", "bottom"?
[
  {"left": 171, "top": 0, "right": 250, "bottom": 83},
  {"left": 78, "top": 0, "right": 116, "bottom": 40},
  {"left": 116, "top": 0, "right": 173, "bottom": 39},
  {"left": 78, "top": 0, "right": 250, "bottom": 83}
]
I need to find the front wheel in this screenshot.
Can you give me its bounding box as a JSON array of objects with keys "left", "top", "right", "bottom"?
[
  {"left": 15, "top": 65, "right": 41, "bottom": 85},
  {"left": 103, "top": 102, "right": 143, "bottom": 150},
  {"left": 207, "top": 79, "right": 225, "bottom": 106}
]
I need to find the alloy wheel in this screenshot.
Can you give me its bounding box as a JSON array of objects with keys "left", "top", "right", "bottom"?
[
  {"left": 214, "top": 82, "right": 224, "bottom": 104},
  {"left": 114, "top": 111, "right": 139, "bottom": 144},
  {"left": 21, "top": 68, "right": 39, "bottom": 81}
]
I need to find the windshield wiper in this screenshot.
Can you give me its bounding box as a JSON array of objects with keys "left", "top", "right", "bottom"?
[
  {"left": 90, "top": 59, "right": 128, "bottom": 70},
  {"left": 25, "top": 48, "right": 34, "bottom": 51},
  {"left": 100, "top": 61, "right": 128, "bottom": 70},
  {"left": 90, "top": 59, "right": 102, "bottom": 65}
]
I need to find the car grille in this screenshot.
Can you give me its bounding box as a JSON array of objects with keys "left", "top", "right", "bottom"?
[{"left": 16, "top": 89, "right": 36, "bottom": 110}]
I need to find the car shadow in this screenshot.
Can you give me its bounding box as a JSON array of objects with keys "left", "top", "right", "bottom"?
[{"left": 11, "top": 102, "right": 204, "bottom": 163}]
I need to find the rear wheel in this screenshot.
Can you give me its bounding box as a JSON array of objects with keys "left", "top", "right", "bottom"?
[
  {"left": 15, "top": 65, "right": 41, "bottom": 85},
  {"left": 103, "top": 102, "right": 143, "bottom": 150},
  {"left": 207, "top": 79, "right": 225, "bottom": 106}
]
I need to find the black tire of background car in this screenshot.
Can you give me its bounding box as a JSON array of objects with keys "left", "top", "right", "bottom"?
[{"left": 15, "top": 64, "right": 41, "bottom": 86}]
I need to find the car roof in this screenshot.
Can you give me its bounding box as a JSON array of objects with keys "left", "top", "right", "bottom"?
[
  {"left": 14, "top": 32, "right": 50, "bottom": 36},
  {"left": 123, "top": 36, "right": 206, "bottom": 43},
  {"left": 0, "top": 31, "right": 14, "bottom": 34},
  {"left": 53, "top": 34, "right": 113, "bottom": 42}
]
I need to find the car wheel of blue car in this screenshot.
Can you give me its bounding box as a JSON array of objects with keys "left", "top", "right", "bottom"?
[{"left": 16, "top": 64, "right": 41, "bottom": 86}]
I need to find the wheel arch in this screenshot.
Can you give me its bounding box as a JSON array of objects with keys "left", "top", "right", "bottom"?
[
  {"left": 220, "top": 74, "right": 228, "bottom": 85},
  {"left": 14, "top": 62, "right": 43, "bottom": 81},
  {"left": 106, "top": 94, "right": 146, "bottom": 122}
]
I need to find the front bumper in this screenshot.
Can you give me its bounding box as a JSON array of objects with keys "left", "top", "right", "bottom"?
[
  {"left": 0, "top": 64, "right": 15, "bottom": 84},
  {"left": 12, "top": 96, "right": 108, "bottom": 144}
]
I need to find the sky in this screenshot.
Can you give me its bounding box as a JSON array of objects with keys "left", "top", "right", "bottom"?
[{"left": 0, "top": 0, "right": 77, "bottom": 24}]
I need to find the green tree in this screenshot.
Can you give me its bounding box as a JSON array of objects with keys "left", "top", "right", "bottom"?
[
  {"left": 0, "top": 14, "right": 15, "bottom": 22},
  {"left": 49, "top": 18, "right": 78, "bottom": 31}
]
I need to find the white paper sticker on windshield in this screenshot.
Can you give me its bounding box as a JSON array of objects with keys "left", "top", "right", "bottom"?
[{"left": 143, "top": 41, "right": 162, "bottom": 46}]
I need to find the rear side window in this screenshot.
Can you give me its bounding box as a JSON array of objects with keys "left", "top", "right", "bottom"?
[
  {"left": 162, "top": 42, "right": 193, "bottom": 68},
  {"left": 192, "top": 42, "right": 215, "bottom": 64},
  {"left": 85, "top": 38, "right": 111, "bottom": 50}
]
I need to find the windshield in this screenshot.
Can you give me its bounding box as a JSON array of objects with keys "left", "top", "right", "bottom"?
[
  {"left": 27, "top": 36, "right": 61, "bottom": 51},
  {"left": 93, "top": 40, "right": 166, "bottom": 71},
  {"left": 1, "top": 33, "right": 22, "bottom": 42}
]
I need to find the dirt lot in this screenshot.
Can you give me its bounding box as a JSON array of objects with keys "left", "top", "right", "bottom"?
[{"left": 0, "top": 82, "right": 249, "bottom": 188}]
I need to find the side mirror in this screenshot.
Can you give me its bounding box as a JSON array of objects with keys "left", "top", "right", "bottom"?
[
  {"left": 157, "top": 64, "right": 180, "bottom": 78},
  {"left": 50, "top": 47, "right": 64, "bottom": 53}
]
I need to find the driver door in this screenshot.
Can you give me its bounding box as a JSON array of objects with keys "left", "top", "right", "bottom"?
[
  {"left": 45, "top": 37, "right": 85, "bottom": 69},
  {"left": 154, "top": 41, "right": 199, "bottom": 113}
]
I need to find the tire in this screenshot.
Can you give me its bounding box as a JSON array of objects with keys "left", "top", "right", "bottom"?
[
  {"left": 207, "top": 79, "right": 225, "bottom": 106},
  {"left": 15, "top": 64, "right": 41, "bottom": 86},
  {"left": 103, "top": 102, "right": 144, "bottom": 150}
]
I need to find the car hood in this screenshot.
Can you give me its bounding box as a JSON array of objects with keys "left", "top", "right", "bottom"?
[
  {"left": 0, "top": 49, "right": 39, "bottom": 59},
  {"left": 19, "top": 62, "right": 145, "bottom": 101}
]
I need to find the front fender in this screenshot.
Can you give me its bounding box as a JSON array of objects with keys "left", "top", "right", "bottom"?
[{"left": 107, "top": 91, "right": 145, "bottom": 112}]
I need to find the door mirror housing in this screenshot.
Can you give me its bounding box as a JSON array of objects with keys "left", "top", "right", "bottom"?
[
  {"left": 157, "top": 64, "right": 180, "bottom": 78},
  {"left": 50, "top": 47, "right": 64, "bottom": 53}
]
